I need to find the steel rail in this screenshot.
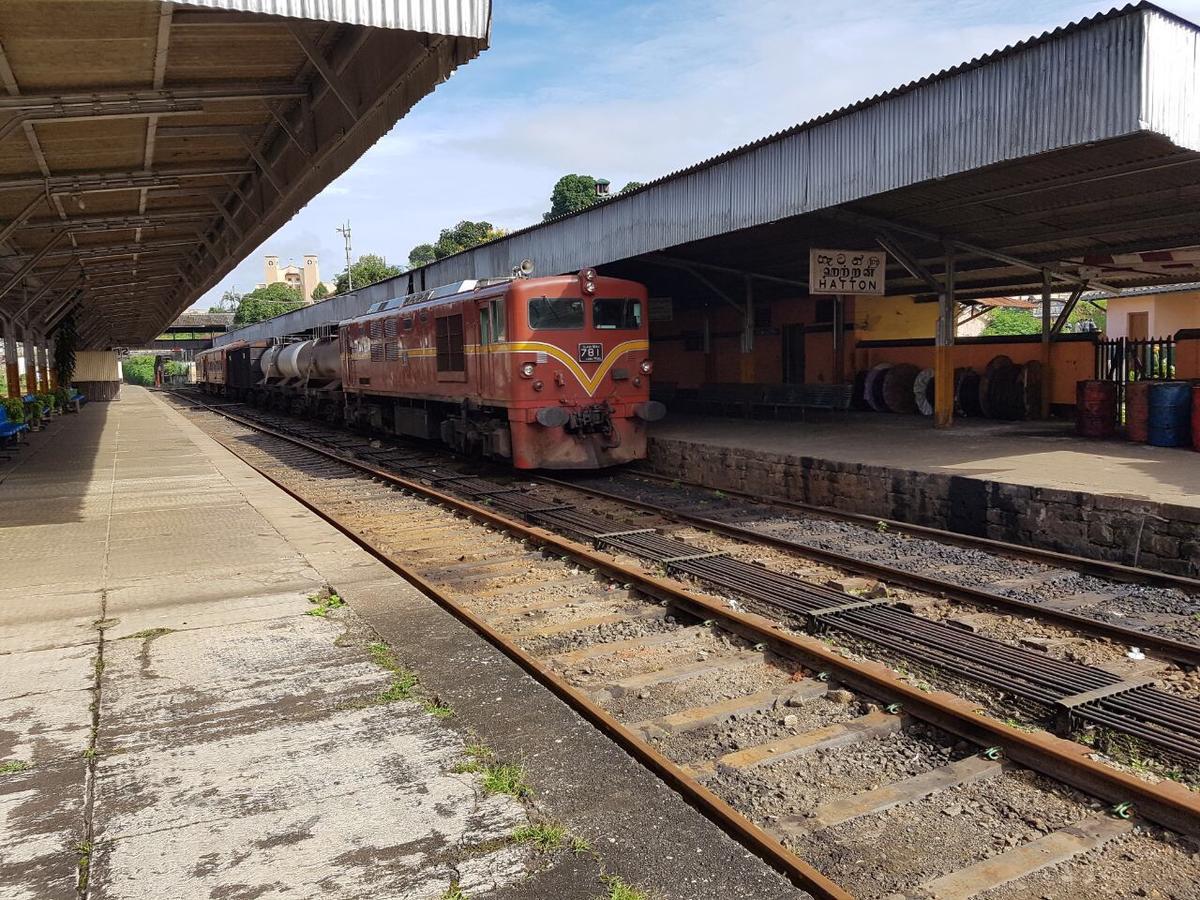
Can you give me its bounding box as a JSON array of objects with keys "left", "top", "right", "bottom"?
[
  {"left": 170, "top": 396, "right": 1200, "bottom": 764},
  {"left": 166, "top": 397, "right": 850, "bottom": 900},
  {"left": 536, "top": 475, "right": 1200, "bottom": 667},
  {"left": 617, "top": 469, "right": 1200, "bottom": 595},
  {"left": 166, "top": 393, "right": 1200, "bottom": 839}
]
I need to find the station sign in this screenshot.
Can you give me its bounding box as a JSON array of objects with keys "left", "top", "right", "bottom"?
[{"left": 809, "top": 248, "right": 887, "bottom": 295}]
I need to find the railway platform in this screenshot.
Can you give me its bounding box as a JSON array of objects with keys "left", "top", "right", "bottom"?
[
  {"left": 645, "top": 413, "right": 1200, "bottom": 577},
  {"left": 0, "top": 387, "right": 801, "bottom": 900}
]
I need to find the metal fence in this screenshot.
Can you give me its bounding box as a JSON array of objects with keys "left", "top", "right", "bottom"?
[{"left": 1096, "top": 336, "right": 1177, "bottom": 384}]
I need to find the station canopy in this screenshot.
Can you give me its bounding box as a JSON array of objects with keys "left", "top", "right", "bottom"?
[
  {"left": 0, "top": 0, "right": 491, "bottom": 349},
  {"left": 223, "top": 2, "right": 1200, "bottom": 346}
]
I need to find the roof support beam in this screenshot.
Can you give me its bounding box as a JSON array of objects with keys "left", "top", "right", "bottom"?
[
  {"left": 0, "top": 231, "right": 66, "bottom": 303},
  {"left": 263, "top": 98, "right": 313, "bottom": 159},
  {"left": 0, "top": 192, "right": 47, "bottom": 246},
  {"left": 0, "top": 166, "right": 252, "bottom": 193},
  {"left": 0, "top": 101, "right": 206, "bottom": 146},
  {"left": 649, "top": 254, "right": 810, "bottom": 290},
  {"left": 1051, "top": 285, "right": 1086, "bottom": 337},
  {"left": 831, "top": 209, "right": 1121, "bottom": 294},
  {"left": 13, "top": 262, "right": 79, "bottom": 319},
  {"left": 874, "top": 232, "right": 941, "bottom": 292},
  {"left": 239, "top": 134, "right": 286, "bottom": 197},
  {"left": 0, "top": 83, "right": 309, "bottom": 112},
  {"left": 286, "top": 22, "right": 358, "bottom": 119}
]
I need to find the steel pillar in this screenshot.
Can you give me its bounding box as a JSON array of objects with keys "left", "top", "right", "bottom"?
[
  {"left": 1040, "top": 270, "right": 1052, "bottom": 419},
  {"left": 740, "top": 275, "right": 755, "bottom": 383},
  {"left": 934, "top": 250, "right": 956, "bottom": 428}
]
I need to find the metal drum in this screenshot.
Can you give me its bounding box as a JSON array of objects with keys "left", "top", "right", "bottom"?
[
  {"left": 1147, "top": 381, "right": 1192, "bottom": 447},
  {"left": 259, "top": 345, "right": 282, "bottom": 379},
  {"left": 864, "top": 363, "right": 893, "bottom": 412},
  {"left": 1020, "top": 360, "right": 1042, "bottom": 419},
  {"left": 978, "top": 355, "right": 1014, "bottom": 419},
  {"left": 882, "top": 363, "right": 920, "bottom": 414},
  {"left": 1075, "top": 380, "right": 1117, "bottom": 438},
  {"left": 1193, "top": 385, "right": 1200, "bottom": 452},
  {"left": 1124, "top": 381, "right": 1151, "bottom": 443},
  {"left": 277, "top": 340, "right": 316, "bottom": 380}
]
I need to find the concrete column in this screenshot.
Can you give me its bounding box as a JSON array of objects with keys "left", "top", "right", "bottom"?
[
  {"left": 832, "top": 294, "right": 846, "bottom": 384},
  {"left": 22, "top": 329, "right": 38, "bottom": 394},
  {"left": 933, "top": 250, "right": 956, "bottom": 428},
  {"left": 2, "top": 324, "right": 17, "bottom": 399},
  {"left": 1040, "top": 270, "right": 1052, "bottom": 419},
  {"left": 36, "top": 333, "right": 51, "bottom": 392}
]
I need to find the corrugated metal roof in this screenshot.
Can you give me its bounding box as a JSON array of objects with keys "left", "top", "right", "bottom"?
[
  {"left": 219, "top": 2, "right": 1200, "bottom": 346},
  {"left": 1086, "top": 281, "right": 1200, "bottom": 300},
  {"left": 177, "top": 0, "right": 491, "bottom": 38}
]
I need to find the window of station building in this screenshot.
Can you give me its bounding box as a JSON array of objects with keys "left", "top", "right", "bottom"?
[
  {"left": 593, "top": 298, "right": 642, "bottom": 329},
  {"left": 436, "top": 314, "right": 465, "bottom": 372},
  {"left": 529, "top": 296, "right": 583, "bottom": 330}
]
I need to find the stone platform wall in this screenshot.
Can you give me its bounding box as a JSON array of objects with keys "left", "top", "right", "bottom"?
[{"left": 645, "top": 437, "right": 1200, "bottom": 577}]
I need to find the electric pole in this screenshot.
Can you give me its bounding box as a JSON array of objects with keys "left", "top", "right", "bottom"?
[{"left": 336, "top": 221, "right": 353, "bottom": 290}]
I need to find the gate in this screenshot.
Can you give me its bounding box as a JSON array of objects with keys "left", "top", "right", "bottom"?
[{"left": 1095, "top": 335, "right": 1176, "bottom": 416}]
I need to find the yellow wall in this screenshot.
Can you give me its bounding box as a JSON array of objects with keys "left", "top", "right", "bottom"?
[{"left": 855, "top": 294, "right": 938, "bottom": 341}]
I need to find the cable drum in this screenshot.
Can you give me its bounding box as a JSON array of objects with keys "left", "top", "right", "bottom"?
[
  {"left": 913, "top": 368, "right": 935, "bottom": 416},
  {"left": 1147, "top": 381, "right": 1192, "bottom": 447},
  {"left": 1076, "top": 380, "right": 1118, "bottom": 438},
  {"left": 851, "top": 369, "right": 870, "bottom": 410},
  {"left": 954, "top": 369, "right": 981, "bottom": 417},
  {"left": 864, "top": 363, "right": 893, "bottom": 412},
  {"left": 882, "top": 363, "right": 921, "bottom": 413},
  {"left": 1125, "top": 381, "right": 1151, "bottom": 443},
  {"left": 986, "top": 358, "right": 1024, "bottom": 420},
  {"left": 978, "top": 355, "right": 1013, "bottom": 418}
]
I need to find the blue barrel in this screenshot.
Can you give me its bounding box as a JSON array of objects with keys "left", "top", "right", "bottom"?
[{"left": 1147, "top": 382, "right": 1192, "bottom": 447}]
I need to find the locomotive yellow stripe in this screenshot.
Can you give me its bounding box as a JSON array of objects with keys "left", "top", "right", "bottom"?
[
  {"left": 375, "top": 339, "right": 649, "bottom": 397},
  {"left": 486, "top": 340, "right": 648, "bottom": 396}
]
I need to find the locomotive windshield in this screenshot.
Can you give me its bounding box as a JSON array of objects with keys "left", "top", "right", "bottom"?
[
  {"left": 528, "top": 296, "right": 584, "bottom": 330},
  {"left": 593, "top": 298, "right": 642, "bottom": 330}
]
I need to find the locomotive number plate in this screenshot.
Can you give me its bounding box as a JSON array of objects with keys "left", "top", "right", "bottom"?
[{"left": 578, "top": 343, "right": 603, "bottom": 363}]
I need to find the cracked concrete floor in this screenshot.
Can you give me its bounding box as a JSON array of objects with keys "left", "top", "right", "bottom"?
[{"left": 0, "top": 392, "right": 533, "bottom": 899}]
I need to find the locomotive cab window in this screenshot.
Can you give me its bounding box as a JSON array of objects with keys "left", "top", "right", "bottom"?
[
  {"left": 479, "top": 306, "right": 491, "bottom": 345},
  {"left": 529, "top": 296, "right": 583, "bottom": 330},
  {"left": 593, "top": 298, "right": 642, "bottom": 329},
  {"left": 436, "top": 314, "right": 465, "bottom": 372},
  {"left": 492, "top": 298, "right": 506, "bottom": 341}
]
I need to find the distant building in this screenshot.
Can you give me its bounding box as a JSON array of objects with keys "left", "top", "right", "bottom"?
[
  {"left": 258, "top": 254, "right": 336, "bottom": 303},
  {"left": 1090, "top": 283, "right": 1200, "bottom": 340}
]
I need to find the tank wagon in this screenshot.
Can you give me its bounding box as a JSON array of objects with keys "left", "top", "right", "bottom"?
[{"left": 195, "top": 270, "right": 665, "bottom": 469}]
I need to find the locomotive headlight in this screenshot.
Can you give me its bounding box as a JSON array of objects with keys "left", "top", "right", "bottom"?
[
  {"left": 640, "top": 359, "right": 653, "bottom": 375},
  {"left": 520, "top": 362, "right": 536, "bottom": 378}
]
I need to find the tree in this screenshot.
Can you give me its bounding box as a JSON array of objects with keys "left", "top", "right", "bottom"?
[
  {"left": 981, "top": 308, "right": 1040, "bottom": 336},
  {"left": 311, "top": 283, "right": 330, "bottom": 302},
  {"left": 233, "top": 282, "right": 304, "bottom": 326},
  {"left": 408, "top": 243, "right": 437, "bottom": 269},
  {"left": 333, "top": 253, "right": 402, "bottom": 295},
  {"left": 544, "top": 174, "right": 601, "bottom": 220},
  {"left": 433, "top": 221, "right": 505, "bottom": 260},
  {"left": 209, "top": 288, "right": 241, "bottom": 313},
  {"left": 620, "top": 181, "right": 645, "bottom": 193}
]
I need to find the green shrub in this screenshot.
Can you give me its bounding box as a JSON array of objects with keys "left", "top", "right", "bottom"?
[{"left": 2, "top": 397, "right": 24, "bottom": 424}]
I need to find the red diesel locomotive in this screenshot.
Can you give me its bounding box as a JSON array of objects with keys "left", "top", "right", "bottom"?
[{"left": 195, "top": 270, "right": 665, "bottom": 469}]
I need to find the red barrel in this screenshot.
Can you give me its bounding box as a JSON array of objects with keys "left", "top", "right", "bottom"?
[
  {"left": 1125, "top": 381, "right": 1151, "bottom": 443},
  {"left": 1193, "top": 385, "right": 1200, "bottom": 451},
  {"left": 1076, "top": 380, "right": 1117, "bottom": 438}
]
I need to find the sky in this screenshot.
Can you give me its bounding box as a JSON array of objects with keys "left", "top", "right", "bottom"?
[{"left": 194, "top": 0, "right": 1200, "bottom": 309}]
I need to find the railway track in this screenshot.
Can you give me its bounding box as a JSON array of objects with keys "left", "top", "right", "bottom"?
[{"left": 165, "top": 390, "right": 1200, "bottom": 899}]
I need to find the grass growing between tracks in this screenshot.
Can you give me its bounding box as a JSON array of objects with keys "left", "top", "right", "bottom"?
[
  {"left": 366, "top": 640, "right": 455, "bottom": 718},
  {"left": 602, "top": 875, "right": 651, "bottom": 900},
  {"left": 0, "top": 760, "right": 30, "bottom": 775}
]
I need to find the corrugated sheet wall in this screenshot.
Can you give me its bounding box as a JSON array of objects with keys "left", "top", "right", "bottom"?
[
  {"left": 219, "top": 7, "right": 1195, "bottom": 347},
  {"left": 181, "top": 0, "right": 491, "bottom": 38}
]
